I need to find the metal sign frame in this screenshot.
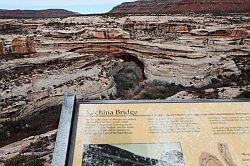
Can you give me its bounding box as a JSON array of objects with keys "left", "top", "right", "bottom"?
[{"left": 52, "top": 93, "right": 249, "bottom": 166}]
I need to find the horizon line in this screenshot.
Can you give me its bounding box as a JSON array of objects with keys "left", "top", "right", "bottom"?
[{"left": 0, "top": 4, "right": 119, "bottom": 14}]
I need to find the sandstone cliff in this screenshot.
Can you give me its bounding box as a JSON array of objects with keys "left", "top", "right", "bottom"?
[
  {"left": 0, "top": 37, "right": 36, "bottom": 55},
  {"left": 110, "top": 0, "right": 250, "bottom": 14}
]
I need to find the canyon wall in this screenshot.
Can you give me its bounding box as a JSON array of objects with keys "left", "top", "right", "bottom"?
[{"left": 0, "top": 13, "right": 249, "bottom": 165}]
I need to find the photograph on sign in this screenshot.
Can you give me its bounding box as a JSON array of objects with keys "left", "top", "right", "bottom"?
[
  {"left": 69, "top": 101, "right": 250, "bottom": 166},
  {"left": 82, "top": 143, "right": 184, "bottom": 165}
]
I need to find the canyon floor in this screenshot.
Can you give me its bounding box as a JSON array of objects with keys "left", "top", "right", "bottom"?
[{"left": 0, "top": 13, "right": 249, "bottom": 165}]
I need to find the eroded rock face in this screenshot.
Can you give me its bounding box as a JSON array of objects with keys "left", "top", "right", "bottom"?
[
  {"left": 62, "top": 40, "right": 241, "bottom": 87},
  {"left": 11, "top": 37, "right": 36, "bottom": 55},
  {"left": 0, "top": 52, "right": 119, "bottom": 122},
  {"left": 82, "top": 28, "right": 130, "bottom": 39},
  {"left": 191, "top": 28, "right": 249, "bottom": 37},
  {"left": 124, "top": 22, "right": 192, "bottom": 33},
  {"left": 1, "top": 14, "right": 249, "bottom": 122}
]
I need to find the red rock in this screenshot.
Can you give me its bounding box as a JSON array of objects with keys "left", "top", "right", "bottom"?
[
  {"left": 0, "top": 40, "right": 5, "bottom": 54},
  {"left": 230, "top": 29, "right": 249, "bottom": 37},
  {"left": 106, "top": 29, "right": 130, "bottom": 39},
  {"left": 80, "top": 29, "right": 130, "bottom": 39},
  {"left": 110, "top": 0, "right": 250, "bottom": 14},
  {"left": 11, "top": 37, "right": 36, "bottom": 55}
]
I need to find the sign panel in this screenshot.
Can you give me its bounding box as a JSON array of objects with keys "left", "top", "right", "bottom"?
[{"left": 70, "top": 101, "right": 250, "bottom": 166}]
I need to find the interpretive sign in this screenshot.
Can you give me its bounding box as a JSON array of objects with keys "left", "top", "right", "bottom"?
[{"left": 52, "top": 94, "right": 250, "bottom": 166}]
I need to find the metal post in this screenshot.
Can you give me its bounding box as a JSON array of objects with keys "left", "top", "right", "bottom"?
[{"left": 52, "top": 93, "right": 76, "bottom": 166}]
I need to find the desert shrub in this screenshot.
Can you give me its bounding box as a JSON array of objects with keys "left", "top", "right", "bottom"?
[
  {"left": 25, "top": 137, "right": 50, "bottom": 152},
  {"left": 114, "top": 61, "right": 143, "bottom": 98},
  {"left": 4, "top": 154, "right": 44, "bottom": 166},
  {"left": 0, "top": 119, "right": 37, "bottom": 144},
  {"left": 0, "top": 120, "right": 26, "bottom": 140},
  {"left": 141, "top": 81, "right": 183, "bottom": 99},
  {"left": 235, "top": 91, "right": 250, "bottom": 98},
  {"left": 211, "top": 9, "right": 223, "bottom": 16}
]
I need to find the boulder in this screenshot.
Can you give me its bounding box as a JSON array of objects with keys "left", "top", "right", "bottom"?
[
  {"left": 106, "top": 29, "right": 130, "bottom": 39},
  {"left": 11, "top": 37, "right": 36, "bottom": 55},
  {"left": 91, "top": 31, "right": 106, "bottom": 39}
]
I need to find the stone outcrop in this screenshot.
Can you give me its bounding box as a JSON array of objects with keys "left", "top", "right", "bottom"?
[
  {"left": 11, "top": 37, "right": 36, "bottom": 54},
  {"left": 48, "top": 28, "right": 130, "bottom": 39},
  {"left": 78, "top": 28, "right": 130, "bottom": 39},
  {"left": 191, "top": 28, "right": 249, "bottom": 37},
  {"left": 123, "top": 21, "right": 192, "bottom": 33},
  {"left": 64, "top": 40, "right": 241, "bottom": 87},
  {"left": 0, "top": 51, "right": 118, "bottom": 122},
  {"left": 0, "top": 130, "right": 57, "bottom": 165},
  {"left": 123, "top": 21, "right": 193, "bottom": 39},
  {"left": 110, "top": 0, "right": 250, "bottom": 14}
]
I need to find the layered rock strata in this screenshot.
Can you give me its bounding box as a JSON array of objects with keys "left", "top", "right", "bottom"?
[
  {"left": 110, "top": 0, "right": 250, "bottom": 14},
  {"left": 0, "top": 14, "right": 249, "bottom": 121},
  {"left": 45, "top": 28, "right": 130, "bottom": 39},
  {"left": 12, "top": 37, "right": 36, "bottom": 54},
  {"left": 0, "top": 37, "right": 36, "bottom": 55},
  {"left": 0, "top": 13, "right": 249, "bottom": 165}
]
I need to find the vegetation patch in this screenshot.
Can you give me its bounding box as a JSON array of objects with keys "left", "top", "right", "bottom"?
[
  {"left": 141, "top": 81, "right": 184, "bottom": 99},
  {"left": 114, "top": 61, "right": 143, "bottom": 98},
  {"left": 4, "top": 154, "right": 44, "bottom": 166},
  {"left": 235, "top": 91, "right": 250, "bottom": 98}
]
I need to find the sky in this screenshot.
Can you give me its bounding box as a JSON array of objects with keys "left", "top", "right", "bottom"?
[{"left": 0, "top": 0, "right": 135, "bottom": 14}]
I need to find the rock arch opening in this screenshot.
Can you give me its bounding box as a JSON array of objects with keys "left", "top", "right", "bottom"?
[
  {"left": 114, "top": 53, "right": 146, "bottom": 80},
  {"left": 113, "top": 53, "right": 146, "bottom": 99}
]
